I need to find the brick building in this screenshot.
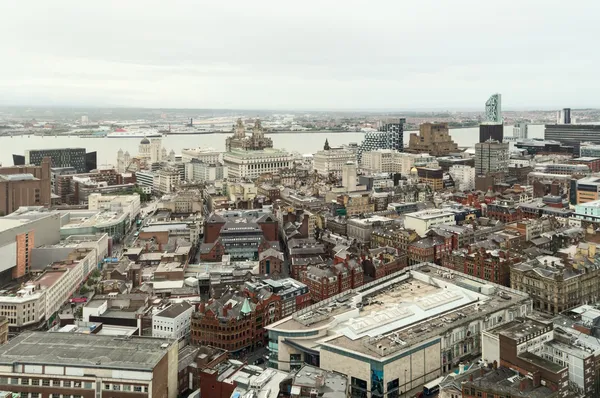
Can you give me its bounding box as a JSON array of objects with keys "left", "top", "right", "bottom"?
[
  {"left": 441, "top": 247, "right": 521, "bottom": 286},
  {"left": 0, "top": 158, "right": 51, "bottom": 215},
  {"left": 258, "top": 247, "right": 285, "bottom": 275},
  {"left": 482, "top": 319, "right": 571, "bottom": 397},
  {"left": 191, "top": 289, "right": 281, "bottom": 352},
  {"left": 362, "top": 247, "right": 407, "bottom": 279},
  {"left": 407, "top": 234, "right": 452, "bottom": 265},
  {"left": 301, "top": 258, "right": 363, "bottom": 302}
]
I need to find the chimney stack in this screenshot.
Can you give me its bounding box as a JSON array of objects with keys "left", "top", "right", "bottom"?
[
  {"left": 533, "top": 372, "right": 541, "bottom": 388},
  {"left": 223, "top": 306, "right": 228, "bottom": 317},
  {"left": 519, "top": 379, "right": 527, "bottom": 392}
]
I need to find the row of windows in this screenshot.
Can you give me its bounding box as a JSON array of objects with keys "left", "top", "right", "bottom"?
[
  {"left": 104, "top": 384, "right": 147, "bottom": 392},
  {"left": 0, "top": 378, "right": 92, "bottom": 389}
]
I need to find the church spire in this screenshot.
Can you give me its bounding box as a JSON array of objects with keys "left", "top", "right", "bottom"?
[{"left": 324, "top": 138, "right": 330, "bottom": 150}]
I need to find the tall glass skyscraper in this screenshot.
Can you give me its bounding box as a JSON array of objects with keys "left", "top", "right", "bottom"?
[{"left": 357, "top": 118, "right": 405, "bottom": 162}]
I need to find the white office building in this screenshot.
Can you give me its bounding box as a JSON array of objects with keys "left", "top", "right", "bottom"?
[
  {"left": 181, "top": 147, "right": 221, "bottom": 164},
  {"left": 185, "top": 161, "right": 227, "bottom": 182},
  {"left": 154, "top": 168, "right": 181, "bottom": 194},
  {"left": 404, "top": 209, "right": 456, "bottom": 236},
  {"left": 135, "top": 170, "right": 155, "bottom": 194},
  {"left": 152, "top": 301, "right": 194, "bottom": 341},
  {"left": 448, "top": 165, "right": 476, "bottom": 191},
  {"left": 88, "top": 193, "right": 141, "bottom": 224},
  {"left": 360, "top": 151, "right": 438, "bottom": 175},
  {"left": 224, "top": 148, "right": 293, "bottom": 179},
  {"left": 313, "top": 147, "right": 357, "bottom": 178}
]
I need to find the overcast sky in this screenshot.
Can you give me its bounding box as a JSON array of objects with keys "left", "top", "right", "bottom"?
[{"left": 0, "top": 0, "right": 599, "bottom": 110}]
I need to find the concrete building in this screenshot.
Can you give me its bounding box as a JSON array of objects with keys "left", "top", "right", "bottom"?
[
  {"left": 341, "top": 161, "right": 357, "bottom": 192},
  {"left": 0, "top": 159, "right": 52, "bottom": 215},
  {"left": 0, "top": 331, "right": 179, "bottom": 397},
  {"left": 184, "top": 160, "right": 226, "bottom": 182},
  {"left": 88, "top": 193, "right": 140, "bottom": 223},
  {"left": 449, "top": 165, "right": 475, "bottom": 191},
  {"left": 475, "top": 140, "right": 509, "bottom": 175},
  {"left": 313, "top": 146, "right": 356, "bottom": 178},
  {"left": 0, "top": 317, "right": 7, "bottom": 344},
  {"left": 395, "top": 153, "right": 439, "bottom": 176},
  {"left": 347, "top": 215, "right": 394, "bottom": 244},
  {"left": 404, "top": 209, "right": 456, "bottom": 236},
  {"left": 154, "top": 168, "right": 180, "bottom": 194},
  {"left": 0, "top": 248, "right": 97, "bottom": 330},
  {"left": 513, "top": 122, "right": 528, "bottom": 139},
  {"left": 0, "top": 208, "right": 61, "bottom": 283},
  {"left": 267, "top": 263, "right": 532, "bottom": 397},
  {"left": 152, "top": 301, "right": 194, "bottom": 342},
  {"left": 159, "top": 191, "right": 203, "bottom": 214},
  {"left": 360, "top": 149, "right": 395, "bottom": 173},
  {"left": 408, "top": 123, "right": 458, "bottom": 157},
  {"left": 58, "top": 209, "right": 131, "bottom": 240},
  {"left": 224, "top": 148, "right": 293, "bottom": 179},
  {"left": 180, "top": 147, "right": 221, "bottom": 164}
]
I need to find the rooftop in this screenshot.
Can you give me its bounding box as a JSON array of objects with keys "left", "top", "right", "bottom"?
[
  {"left": 155, "top": 301, "right": 193, "bottom": 319},
  {"left": 0, "top": 332, "right": 174, "bottom": 371},
  {"left": 268, "top": 263, "right": 529, "bottom": 360},
  {"left": 405, "top": 209, "right": 454, "bottom": 220}
]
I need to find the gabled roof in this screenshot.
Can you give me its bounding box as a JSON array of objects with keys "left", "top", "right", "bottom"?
[{"left": 259, "top": 248, "right": 284, "bottom": 261}]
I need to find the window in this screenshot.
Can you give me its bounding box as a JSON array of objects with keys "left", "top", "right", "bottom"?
[
  {"left": 20, "top": 378, "right": 28, "bottom": 385},
  {"left": 52, "top": 379, "right": 60, "bottom": 386},
  {"left": 134, "top": 386, "right": 142, "bottom": 392},
  {"left": 0, "top": 377, "right": 7, "bottom": 384},
  {"left": 31, "top": 394, "right": 39, "bottom": 398},
  {"left": 10, "top": 378, "right": 17, "bottom": 385},
  {"left": 84, "top": 382, "right": 93, "bottom": 389},
  {"left": 42, "top": 379, "right": 50, "bottom": 386},
  {"left": 113, "top": 384, "right": 121, "bottom": 391},
  {"left": 52, "top": 395, "right": 60, "bottom": 398},
  {"left": 63, "top": 380, "right": 71, "bottom": 387},
  {"left": 123, "top": 385, "right": 131, "bottom": 391},
  {"left": 105, "top": 384, "right": 111, "bottom": 390}
]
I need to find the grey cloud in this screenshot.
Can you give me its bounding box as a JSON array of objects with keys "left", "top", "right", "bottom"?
[{"left": 1, "top": 0, "right": 599, "bottom": 109}]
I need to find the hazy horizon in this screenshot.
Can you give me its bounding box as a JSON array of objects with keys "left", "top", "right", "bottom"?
[{"left": 2, "top": 0, "right": 599, "bottom": 110}]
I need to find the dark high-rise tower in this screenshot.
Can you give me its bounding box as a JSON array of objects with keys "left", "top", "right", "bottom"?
[{"left": 562, "top": 108, "right": 571, "bottom": 124}]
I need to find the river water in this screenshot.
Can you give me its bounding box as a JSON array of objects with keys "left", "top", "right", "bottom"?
[{"left": 0, "top": 125, "right": 544, "bottom": 166}]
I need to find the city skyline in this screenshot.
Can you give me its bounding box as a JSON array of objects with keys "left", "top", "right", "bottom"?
[{"left": 1, "top": 1, "right": 600, "bottom": 109}]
